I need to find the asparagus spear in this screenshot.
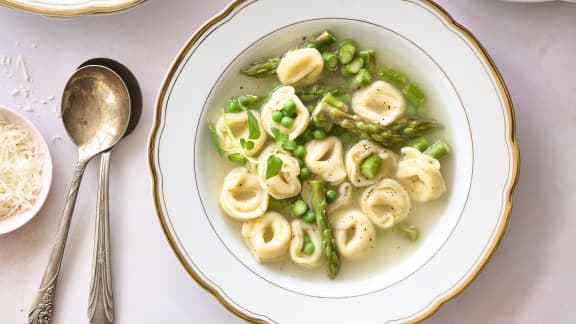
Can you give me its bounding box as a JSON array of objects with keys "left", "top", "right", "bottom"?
[
  {"left": 303, "top": 30, "right": 337, "bottom": 50},
  {"left": 311, "top": 96, "right": 441, "bottom": 148},
  {"left": 240, "top": 56, "right": 280, "bottom": 78},
  {"left": 295, "top": 85, "right": 347, "bottom": 102},
  {"left": 310, "top": 180, "right": 340, "bottom": 279}
]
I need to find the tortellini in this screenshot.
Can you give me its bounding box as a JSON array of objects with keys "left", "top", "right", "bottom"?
[
  {"left": 242, "top": 212, "right": 291, "bottom": 263},
  {"left": 260, "top": 86, "right": 310, "bottom": 140},
  {"left": 276, "top": 48, "right": 324, "bottom": 86},
  {"left": 330, "top": 209, "right": 376, "bottom": 259},
  {"left": 361, "top": 179, "right": 411, "bottom": 229},
  {"left": 304, "top": 136, "right": 347, "bottom": 184},
  {"left": 258, "top": 147, "right": 301, "bottom": 199},
  {"left": 215, "top": 111, "right": 267, "bottom": 156},
  {"left": 351, "top": 80, "right": 405, "bottom": 126},
  {"left": 396, "top": 147, "right": 446, "bottom": 202},
  {"left": 327, "top": 182, "right": 352, "bottom": 213},
  {"left": 345, "top": 140, "right": 398, "bottom": 187},
  {"left": 220, "top": 167, "right": 269, "bottom": 220},
  {"left": 289, "top": 219, "right": 322, "bottom": 268}
]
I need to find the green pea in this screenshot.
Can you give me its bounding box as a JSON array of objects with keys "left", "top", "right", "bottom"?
[
  {"left": 299, "top": 167, "right": 310, "bottom": 180},
  {"left": 313, "top": 128, "right": 327, "bottom": 140},
  {"left": 283, "top": 100, "right": 297, "bottom": 116},
  {"left": 300, "top": 128, "right": 314, "bottom": 142},
  {"left": 291, "top": 199, "right": 308, "bottom": 217},
  {"left": 304, "top": 210, "right": 316, "bottom": 224},
  {"left": 281, "top": 116, "right": 294, "bottom": 128},
  {"left": 294, "top": 145, "right": 306, "bottom": 159},
  {"left": 326, "top": 189, "right": 338, "bottom": 203},
  {"left": 271, "top": 111, "right": 283, "bottom": 122},
  {"left": 225, "top": 100, "right": 241, "bottom": 113},
  {"left": 302, "top": 241, "right": 315, "bottom": 255}
]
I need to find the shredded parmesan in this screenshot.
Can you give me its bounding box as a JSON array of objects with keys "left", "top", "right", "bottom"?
[{"left": 0, "top": 121, "right": 42, "bottom": 219}]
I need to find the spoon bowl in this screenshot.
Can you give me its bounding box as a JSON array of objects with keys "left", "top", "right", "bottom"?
[
  {"left": 61, "top": 65, "right": 130, "bottom": 160},
  {"left": 29, "top": 65, "right": 131, "bottom": 324}
]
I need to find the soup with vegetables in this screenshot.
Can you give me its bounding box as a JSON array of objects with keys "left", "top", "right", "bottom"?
[{"left": 209, "top": 30, "right": 450, "bottom": 279}]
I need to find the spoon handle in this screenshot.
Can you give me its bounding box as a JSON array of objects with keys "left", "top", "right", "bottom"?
[
  {"left": 88, "top": 152, "right": 114, "bottom": 324},
  {"left": 29, "top": 160, "right": 88, "bottom": 324}
]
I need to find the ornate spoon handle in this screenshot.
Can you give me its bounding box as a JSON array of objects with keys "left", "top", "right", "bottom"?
[
  {"left": 88, "top": 151, "right": 114, "bottom": 324},
  {"left": 29, "top": 161, "right": 87, "bottom": 324}
]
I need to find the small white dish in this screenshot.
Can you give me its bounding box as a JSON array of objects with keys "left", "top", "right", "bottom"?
[
  {"left": 0, "top": 0, "right": 146, "bottom": 17},
  {"left": 0, "top": 106, "right": 52, "bottom": 235}
]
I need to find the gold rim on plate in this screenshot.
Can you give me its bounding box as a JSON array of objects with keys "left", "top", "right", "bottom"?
[
  {"left": 0, "top": 0, "right": 146, "bottom": 17},
  {"left": 148, "top": 0, "right": 520, "bottom": 322}
]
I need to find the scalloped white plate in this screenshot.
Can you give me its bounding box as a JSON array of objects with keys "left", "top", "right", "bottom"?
[
  {"left": 149, "top": 0, "right": 519, "bottom": 323},
  {"left": 0, "top": 0, "right": 145, "bottom": 17}
]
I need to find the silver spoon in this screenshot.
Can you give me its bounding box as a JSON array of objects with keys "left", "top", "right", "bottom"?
[
  {"left": 78, "top": 58, "right": 142, "bottom": 324},
  {"left": 28, "top": 65, "right": 130, "bottom": 324}
]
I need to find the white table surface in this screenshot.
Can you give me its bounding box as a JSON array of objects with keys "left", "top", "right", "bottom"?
[{"left": 0, "top": 1, "right": 574, "bottom": 323}]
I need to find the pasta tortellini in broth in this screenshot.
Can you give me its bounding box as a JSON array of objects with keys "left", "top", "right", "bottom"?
[
  {"left": 396, "top": 147, "right": 446, "bottom": 202},
  {"left": 304, "top": 137, "right": 347, "bottom": 184},
  {"left": 261, "top": 86, "right": 310, "bottom": 140},
  {"left": 215, "top": 111, "right": 267, "bottom": 156},
  {"left": 289, "top": 219, "right": 322, "bottom": 268},
  {"left": 361, "top": 179, "right": 411, "bottom": 229},
  {"left": 277, "top": 48, "right": 324, "bottom": 86},
  {"left": 352, "top": 80, "right": 405, "bottom": 126},
  {"left": 242, "top": 212, "right": 291, "bottom": 263},
  {"left": 220, "top": 167, "right": 269, "bottom": 220},
  {"left": 258, "top": 147, "right": 301, "bottom": 199},
  {"left": 345, "top": 140, "right": 398, "bottom": 187},
  {"left": 330, "top": 209, "right": 376, "bottom": 259}
]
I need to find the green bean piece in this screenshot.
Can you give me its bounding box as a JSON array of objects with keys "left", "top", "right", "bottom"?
[
  {"left": 240, "top": 56, "right": 280, "bottom": 78},
  {"left": 291, "top": 199, "right": 308, "bottom": 217},
  {"left": 271, "top": 111, "right": 283, "bottom": 122},
  {"left": 337, "top": 40, "right": 356, "bottom": 65},
  {"left": 342, "top": 57, "right": 364, "bottom": 75},
  {"left": 406, "top": 136, "right": 430, "bottom": 152},
  {"left": 281, "top": 116, "right": 294, "bottom": 128},
  {"left": 402, "top": 82, "right": 426, "bottom": 107},
  {"left": 303, "top": 210, "right": 316, "bottom": 224},
  {"left": 359, "top": 49, "right": 378, "bottom": 72},
  {"left": 225, "top": 99, "right": 242, "bottom": 113},
  {"left": 299, "top": 167, "right": 311, "bottom": 180},
  {"left": 398, "top": 224, "right": 420, "bottom": 242},
  {"left": 310, "top": 180, "right": 340, "bottom": 278},
  {"left": 350, "top": 68, "right": 372, "bottom": 89},
  {"left": 379, "top": 66, "right": 408, "bottom": 89},
  {"left": 360, "top": 154, "right": 382, "bottom": 179},
  {"left": 423, "top": 139, "right": 450, "bottom": 160},
  {"left": 322, "top": 52, "right": 339, "bottom": 71}
]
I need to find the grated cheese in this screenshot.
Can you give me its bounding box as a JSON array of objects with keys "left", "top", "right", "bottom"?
[{"left": 0, "top": 121, "right": 42, "bottom": 219}]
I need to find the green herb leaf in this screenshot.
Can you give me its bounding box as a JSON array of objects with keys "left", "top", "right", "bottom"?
[
  {"left": 228, "top": 153, "right": 248, "bottom": 165},
  {"left": 239, "top": 138, "right": 254, "bottom": 150},
  {"left": 243, "top": 107, "right": 261, "bottom": 140},
  {"left": 266, "top": 154, "right": 283, "bottom": 179},
  {"left": 208, "top": 123, "right": 225, "bottom": 158},
  {"left": 270, "top": 127, "right": 289, "bottom": 143},
  {"left": 398, "top": 224, "right": 420, "bottom": 242}
]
